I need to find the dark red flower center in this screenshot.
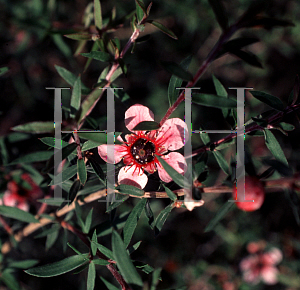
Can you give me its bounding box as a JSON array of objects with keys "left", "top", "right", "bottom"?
[{"left": 130, "top": 138, "right": 155, "bottom": 165}]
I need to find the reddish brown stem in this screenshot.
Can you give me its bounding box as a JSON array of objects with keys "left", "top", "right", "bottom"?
[{"left": 0, "top": 215, "right": 13, "bottom": 236}]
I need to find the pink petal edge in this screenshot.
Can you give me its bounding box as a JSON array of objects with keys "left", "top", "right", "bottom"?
[
  {"left": 118, "top": 166, "right": 148, "bottom": 189},
  {"left": 157, "top": 152, "right": 187, "bottom": 183},
  {"left": 98, "top": 144, "right": 127, "bottom": 164},
  {"left": 125, "top": 104, "right": 155, "bottom": 132}
]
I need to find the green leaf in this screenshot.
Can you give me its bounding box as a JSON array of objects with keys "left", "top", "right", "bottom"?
[
  {"left": 1, "top": 270, "right": 20, "bottom": 290},
  {"left": 212, "top": 151, "right": 230, "bottom": 175},
  {"left": 212, "top": 75, "right": 228, "bottom": 97},
  {"left": 162, "top": 185, "right": 177, "bottom": 201},
  {"left": 135, "top": 0, "right": 146, "bottom": 23},
  {"left": 87, "top": 262, "right": 96, "bottom": 290},
  {"left": 208, "top": 0, "right": 228, "bottom": 30},
  {"left": 46, "top": 225, "right": 60, "bottom": 251},
  {"left": 106, "top": 193, "right": 129, "bottom": 212},
  {"left": 112, "top": 231, "right": 143, "bottom": 286},
  {"left": 117, "top": 184, "right": 144, "bottom": 196},
  {"left": 91, "top": 230, "right": 98, "bottom": 256},
  {"left": 9, "top": 151, "right": 52, "bottom": 165},
  {"left": 100, "top": 277, "right": 120, "bottom": 290},
  {"left": 161, "top": 61, "right": 193, "bottom": 81},
  {"left": 39, "top": 137, "right": 70, "bottom": 149},
  {"left": 154, "top": 203, "right": 173, "bottom": 233},
  {"left": 11, "top": 121, "right": 54, "bottom": 133},
  {"left": 128, "top": 241, "right": 142, "bottom": 255},
  {"left": 49, "top": 164, "right": 77, "bottom": 185},
  {"left": 55, "top": 65, "right": 90, "bottom": 94},
  {"left": 230, "top": 49, "right": 263, "bottom": 68},
  {"left": 94, "top": 0, "right": 103, "bottom": 30},
  {"left": 77, "top": 158, "right": 87, "bottom": 185},
  {"left": 204, "top": 202, "right": 234, "bottom": 232},
  {"left": 199, "top": 129, "right": 210, "bottom": 146},
  {"left": 93, "top": 259, "right": 109, "bottom": 266},
  {"left": 25, "top": 254, "right": 89, "bottom": 277},
  {"left": 9, "top": 260, "right": 39, "bottom": 269},
  {"left": 263, "top": 129, "right": 288, "bottom": 166},
  {"left": 168, "top": 55, "right": 192, "bottom": 106},
  {"left": 91, "top": 242, "right": 114, "bottom": 260},
  {"left": 0, "top": 66, "right": 9, "bottom": 76},
  {"left": 81, "top": 51, "right": 111, "bottom": 62},
  {"left": 70, "top": 76, "right": 81, "bottom": 118},
  {"left": 68, "top": 179, "right": 81, "bottom": 203},
  {"left": 67, "top": 242, "right": 82, "bottom": 255},
  {"left": 279, "top": 122, "right": 295, "bottom": 131},
  {"left": 64, "top": 33, "right": 93, "bottom": 41},
  {"left": 250, "top": 91, "right": 285, "bottom": 111},
  {"left": 150, "top": 268, "right": 162, "bottom": 290},
  {"left": 192, "top": 94, "right": 237, "bottom": 109},
  {"left": 89, "top": 158, "right": 105, "bottom": 182},
  {"left": 0, "top": 206, "right": 39, "bottom": 223},
  {"left": 123, "top": 198, "right": 147, "bottom": 248},
  {"left": 132, "top": 121, "right": 160, "bottom": 131},
  {"left": 147, "top": 20, "right": 178, "bottom": 40},
  {"left": 156, "top": 155, "right": 188, "bottom": 188},
  {"left": 84, "top": 208, "right": 93, "bottom": 234},
  {"left": 35, "top": 224, "right": 61, "bottom": 238},
  {"left": 82, "top": 140, "right": 102, "bottom": 151}
]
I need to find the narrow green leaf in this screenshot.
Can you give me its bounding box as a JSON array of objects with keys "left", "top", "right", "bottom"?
[
  {"left": 82, "top": 140, "right": 102, "bottom": 151},
  {"left": 117, "top": 184, "right": 144, "bottom": 196},
  {"left": 251, "top": 91, "right": 285, "bottom": 111},
  {"left": 81, "top": 51, "right": 111, "bottom": 62},
  {"left": 279, "top": 122, "right": 295, "bottom": 131},
  {"left": 161, "top": 61, "right": 193, "bottom": 81},
  {"left": 94, "top": 0, "right": 103, "bottom": 30},
  {"left": 106, "top": 193, "right": 129, "bottom": 212},
  {"left": 168, "top": 55, "right": 192, "bottom": 106},
  {"left": 199, "top": 128, "right": 210, "bottom": 145},
  {"left": 128, "top": 241, "right": 142, "bottom": 255},
  {"left": 84, "top": 208, "right": 93, "bottom": 234},
  {"left": 110, "top": 66, "right": 123, "bottom": 83},
  {"left": 89, "top": 158, "right": 105, "bottom": 182},
  {"left": 112, "top": 231, "right": 143, "bottom": 286},
  {"left": 87, "top": 262, "right": 96, "bottom": 290},
  {"left": 208, "top": 0, "right": 228, "bottom": 30},
  {"left": 68, "top": 179, "right": 81, "bottom": 203},
  {"left": 1, "top": 270, "right": 20, "bottom": 290},
  {"left": 49, "top": 165, "right": 77, "bottom": 185},
  {"left": 135, "top": 0, "right": 146, "bottom": 23},
  {"left": 11, "top": 121, "right": 54, "bottom": 133},
  {"left": 219, "top": 37, "right": 260, "bottom": 57},
  {"left": 91, "top": 230, "right": 98, "bottom": 256},
  {"left": 9, "top": 260, "right": 39, "bottom": 269},
  {"left": 25, "top": 254, "right": 89, "bottom": 277},
  {"left": 156, "top": 155, "right": 188, "bottom": 188},
  {"left": 147, "top": 20, "right": 178, "bottom": 40},
  {"left": 39, "top": 137, "right": 69, "bottom": 149},
  {"left": 9, "top": 150, "right": 52, "bottom": 165},
  {"left": 123, "top": 198, "right": 147, "bottom": 248},
  {"left": 150, "top": 268, "right": 162, "bottom": 290},
  {"left": 212, "top": 151, "right": 230, "bottom": 175},
  {"left": 0, "top": 66, "right": 9, "bottom": 76},
  {"left": 35, "top": 224, "right": 61, "bottom": 238},
  {"left": 230, "top": 49, "right": 263, "bottom": 68},
  {"left": 263, "top": 129, "right": 288, "bottom": 166},
  {"left": 162, "top": 185, "right": 177, "bottom": 201},
  {"left": 64, "top": 33, "right": 93, "bottom": 41},
  {"left": 93, "top": 259, "right": 109, "bottom": 266},
  {"left": 0, "top": 206, "right": 39, "bottom": 223},
  {"left": 70, "top": 76, "right": 81, "bottom": 118},
  {"left": 93, "top": 243, "right": 114, "bottom": 260},
  {"left": 132, "top": 121, "right": 160, "bottom": 131},
  {"left": 67, "top": 242, "right": 82, "bottom": 255},
  {"left": 55, "top": 65, "right": 90, "bottom": 94},
  {"left": 212, "top": 75, "right": 227, "bottom": 97},
  {"left": 204, "top": 202, "right": 234, "bottom": 232},
  {"left": 100, "top": 277, "right": 120, "bottom": 290},
  {"left": 192, "top": 94, "right": 237, "bottom": 109},
  {"left": 154, "top": 203, "right": 173, "bottom": 232},
  {"left": 46, "top": 225, "right": 60, "bottom": 251},
  {"left": 77, "top": 158, "right": 87, "bottom": 185}
]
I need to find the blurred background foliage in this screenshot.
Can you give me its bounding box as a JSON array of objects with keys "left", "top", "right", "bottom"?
[{"left": 1, "top": 0, "right": 300, "bottom": 289}]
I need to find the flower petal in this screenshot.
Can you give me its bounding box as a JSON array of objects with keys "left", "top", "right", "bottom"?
[
  {"left": 156, "top": 118, "right": 188, "bottom": 151},
  {"left": 118, "top": 166, "right": 148, "bottom": 189},
  {"left": 125, "top": 104, "right": 155, "bottom": 132},
  {"left": 184, "top": 200, "right": 205, "bottom": 211},
  {"left": 262, "top": 248, "right": 283, "bottom": 265},
  {"left": 261, "top": 266, "right": 279, "bottom": 285},
  {"left": 98, "top": 144, "right": 127, "bottom": 164},
  {"left": 157, "top": 152, "right": 187, "bottom": 183}
]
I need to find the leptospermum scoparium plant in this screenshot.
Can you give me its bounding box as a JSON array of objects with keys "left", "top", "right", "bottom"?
[{"left": 1, "top": 0, "right": 300, "bottom": 289}]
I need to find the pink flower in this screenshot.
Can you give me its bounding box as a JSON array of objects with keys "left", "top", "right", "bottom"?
[
  {"left": 98, "top": 104, "right": 188, "bottom": 189},
  {"left": 240, "top": 242, "right": 283, "bottom": 285},
  {"left": 0, "top": 173, "right": 42, "bottom": 211}
]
